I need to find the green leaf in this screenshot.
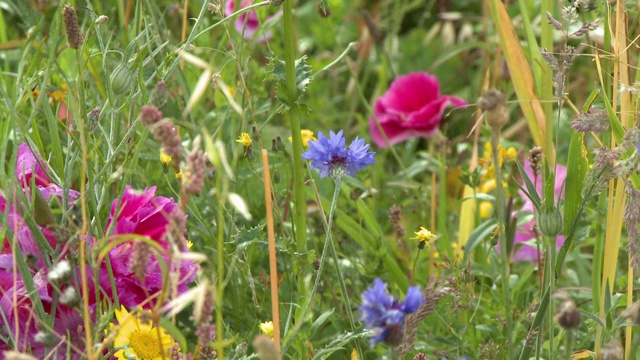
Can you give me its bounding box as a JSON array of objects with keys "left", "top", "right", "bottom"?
[
  {"left": 270, "top": 55, "right": 313, "bottom": 104},
  {"left": 563, "top": 133, "right": 587, "bottom": 236},
  {"left": 515, "top": 158, "right": 541, "bottom": 211},
  {"left": 310, "top": 308, "right": 335, "bottom": 337},
  {"left": 463, "top": 218, "right": 497, "bottom": 261}
]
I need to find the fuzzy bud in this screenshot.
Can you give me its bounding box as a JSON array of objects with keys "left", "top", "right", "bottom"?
[
  {"left": 571, "top": 108, "right": 609, "bottom": 134},
  {"left": 87, "top": 107, "right": 100, "bottom": 131},
  {"left": 150, "top": 81, "right": 169, "bottom": 108},
  {"left": 140, "top": 105, "right": 163, "bottom": 126},
  {"left": 601, "top": 340, "right": 624, "bottom": 360},
  {"left": 317, "top": 2, "right": 331, "bottom": 17},
  {"left": 478, "top": 89, "right": 509, "bottom": 129},
  {"left": 621, "top": 302, "right": 640, "bottom": 325},
  {"left": 62, "top": 5, "right": 83, "bottom": 49},
  {"left": 182, "top": 137, "right": 207, "bottom": 195},
  {"left": 536, "top": 207, "right": 563, "bottom": 237},
  {"left": 60, "top": 286, "right": 81, "bottom": 307},
  {"left": 47, "top": 260, "right": 72, "bottom": 284},
  {"left": 555, "top": 299, "right": 580, "bottom": 329},
  {"left": 95, "top": 15, "right": 109, "bottom": 24},
  {"left": 34, "top": 331, "right": 56, "bottom": 346}
]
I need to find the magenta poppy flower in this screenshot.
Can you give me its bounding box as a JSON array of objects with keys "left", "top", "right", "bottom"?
[
  {"left": 16, "top": 143, "right": 79, "bottom": 201},
  {"left": 511, "top": 161, "right": 567, "bottom": 262},
  {"left": 369, "top": 72, "right": 467, "bottom": 148},
  {"left": 0, "top": 272, "right": 88, "bottom": 359},
  {"left": 102, "top": 186, "right": 197, "bottom": 308},
  {"left": 225, "top": 0, "right": 279, "bottom": 41}
]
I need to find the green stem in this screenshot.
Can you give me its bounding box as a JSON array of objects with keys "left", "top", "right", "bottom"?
[
  {"left": 215, "top": 169, "right": 227, "bottom": 358},
  {"left": 491, "top": 130, "right": 512, "bottom": 360},
  {"left": 327, "top": 177, "right": 363, "bottom": 357},
  {"left": 282, "top": 173, "right": 340, "bottom": 354},
  {"left": 546, "top": 235, "right": 557, "bottom": 360},
  {"left": 281, "top": 0, "right": 308, "bottom": 318},
  {"left": 565, "top": 329, "right": 574, "bottom": 360}
]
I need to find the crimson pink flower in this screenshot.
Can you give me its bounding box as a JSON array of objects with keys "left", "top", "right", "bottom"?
[
  {"left": 102, "top": 186, "right": 197, "bottom": 308},
  {"left": 16, "top": 143, "right": 79, "bottom": 201},
  {"left": 225, "top": 0, "right": 279, "bottom": 41},
  {"left": 369, "top": 72, "right": 467, "bottom": 148}
]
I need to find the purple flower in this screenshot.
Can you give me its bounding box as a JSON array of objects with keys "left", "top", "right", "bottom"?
[
  {"left": 359, "top": 278, "right": 424, "bottom": 346},
  {"left": 224, "top": 0, "right": 280, "bottom": 41},
  {"left": 369, "top": 72, "right": 467, "bottom": 148},
  {"left": 302, "top": 130, "right": 375, "bottom": 178}
]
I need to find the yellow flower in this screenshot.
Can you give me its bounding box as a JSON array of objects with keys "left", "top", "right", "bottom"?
[
  {"left": 479, "top": 201, "right": 493, "bottom": 218},
  {"left": 412, "top": 227, "right": 436, "bottom": 247},
  {"left": 236, "top": 133, "right": 252, "bottom": 148},
  {"left": 111, "top": 306, "right": 173, "bottom": 360},
  {"left": 288, "top": 129, "right": 317, "bottom": 147},
  {"left": 259, "top": 321, "right": 274, "bottom": 337},
  {"left": 175, "top": 170, "right": 183, "bottom": 180},
  {"left": 187, "top": 240, "right": 194, "bottom": 249},
  {"left": 160, "top": 149, "right": 172, "bottom": 167}
]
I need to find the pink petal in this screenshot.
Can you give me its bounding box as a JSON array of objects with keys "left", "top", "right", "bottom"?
[
  {"left": 16, "top": 143, "right": 51, "bottom": 187},
  {"left": 375, "top": 72, "right": 441, "bottom": 114}
]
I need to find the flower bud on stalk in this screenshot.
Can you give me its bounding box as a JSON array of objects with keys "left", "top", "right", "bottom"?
[
  {"left": 478, "top": 89, "right": 509, "bottom": 130},
  {"left": 537, "top": 206, "right": 563, "bottom": 237}
]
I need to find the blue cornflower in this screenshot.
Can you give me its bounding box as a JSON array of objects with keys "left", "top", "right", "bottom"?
[
  {"left": 359, "top": 278, "right": 424, "bottom": 346},
  {"left": 301, "top": 130, "right": 375, "bottom": 178}
]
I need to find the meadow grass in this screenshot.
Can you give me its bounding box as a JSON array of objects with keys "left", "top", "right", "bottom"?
[{"left": 1, "top": 1, "right": 640, "bottom": 359}]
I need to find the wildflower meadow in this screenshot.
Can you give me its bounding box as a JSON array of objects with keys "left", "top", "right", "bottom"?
[{"left": 2, "top": 0, "right": 640, "bottom": 359}]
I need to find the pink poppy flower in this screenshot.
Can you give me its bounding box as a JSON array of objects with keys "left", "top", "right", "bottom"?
[
  {"left": 225, "top": 0, "right": 279, "bottom": 41},
  {"left": 511, "top": 161, "right": 567, "bottom": 262},
  {"left": 369, "top": 72, "right": 467, "bottom": 148},
  {"left": 102, "top": 186, "right": 197, "bottom": 308},
  {"left": 16, "top": 143, "right": 79, "bottom": 201},
  {"left": 0, "top": 272, "right": 89, "bottom": 359}
]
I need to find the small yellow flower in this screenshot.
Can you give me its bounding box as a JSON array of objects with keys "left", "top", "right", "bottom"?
[
  {"left": 50, "top": 89, "right": 66, "bottom": 103},
  {"left": 175, "top": 170, "right": 183, "bottom": 180},
  {"left": 160, "top": 149, "right": 172, "bottom": 167},
  {"left": 236, "top": 133, "right": 252, "bottom": 148},
  {"left": 186, "top": 240, "right": 193, "bottom": 249},
  {"left": 110, "top": 306, "right": 173, "bottom": 360},
  {"left": 412, "top": 227, "right": 436, "bottom": 248},
  {"left": 288, "top": 129, "right": 317, "bottom": 147},
  {"left": 259, "top": 321, "right": 274, "bottom": 337},
  {"left": 479, "top": 201, "right": 493, "bottom": 218}
]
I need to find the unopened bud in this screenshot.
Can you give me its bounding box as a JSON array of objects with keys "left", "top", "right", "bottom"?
[
  {"left": 150, "top": 81, "right": 168, "bottom": 107},
  {"left": 478, "top": 89, "right": 509, "bottom": 129},
  {"left": 110, "top": 63, "right": 135, "bottom": 95},
  {"left": 601, "top": 340, "right": 623, "bottom": 360},
  {"left": 47, "top": 260, "right": 72, "bottom": 284},
  {"left": 95, "top": 15, "right": 109, "bottom": 24},
  {"left": 536, "top": 207, "right": 563, "bottom": 237},
  {"left": 60, "top": 286, "right": 81, "bottom": 307},
  {"left": 34, "top": 332, "right": 56, "bottom": 346},
  {"left": 317, "top": 2, "right": 331, "bottom": 17},
  {"left": 555, "top": 299, "right": 580, "bottom": 329}
]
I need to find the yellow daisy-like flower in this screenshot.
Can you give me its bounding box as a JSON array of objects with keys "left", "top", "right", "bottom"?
[
  {"left": 412, "top": 227, "right": 436, "bottom": 248},
  {"left": 159, "top": 149, "right": 172, "bottom": 167},
  {"left": 236, "top": 133, "right": 252, "bottom": 148},
  {"left": 288, "top": 129, "right": 317, "bottom": 147},
  {"left": 259, "top": 321, "right": 274, "bottom": 337},
  {"left": 111, "top": 306, "right": 173, "bottom": 360}
]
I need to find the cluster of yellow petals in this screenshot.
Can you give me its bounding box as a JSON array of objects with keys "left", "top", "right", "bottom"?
[
  {"left": 236, "top": 132, "right": 252, "bottom": 148},
  {"left": 110, "top": 306, "right": 173, "bottom": 360},
  {"left": 288, "top": 129, "right": 317, "bottom": 147},
  {"left": 477, "top": 142, "right": 517, "bottom": 218}
]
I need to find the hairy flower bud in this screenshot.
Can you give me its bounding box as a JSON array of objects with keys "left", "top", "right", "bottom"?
[
  {"left": 478, "top": 89, "right": 509, "bottom": 129},
  {"left": 555, "top": 299, "right": 580, "bottom": 329}
]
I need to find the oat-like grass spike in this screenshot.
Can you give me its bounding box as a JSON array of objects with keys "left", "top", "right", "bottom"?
[{"left": 62, "top": 5, "right": 83, "bottom": 49}]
